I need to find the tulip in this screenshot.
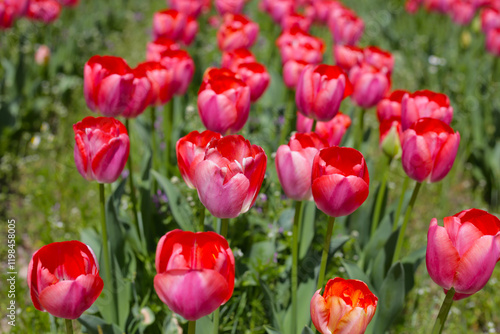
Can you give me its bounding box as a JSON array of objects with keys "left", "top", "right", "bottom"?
[
  {"left": 276, "top": 133, "right": 328, "bottom": 201},
  {"left": 296, "top": 112, "right": 352, "bottom": 146},
  {"left": 217, "top": 14, "right": 259, "bottom": 51},
  {"left": 260, "top": 0, "right": 296, "bottom": 24},
  {"left": 334, "top": 45, "right": 363, "bottom": 72},
  {"left": 401, "top": 90, "right": 454, "bottom": 130},
  {"left": 135, "top": 61, "right": 173, "bottom": 106},
  {"left": 176, "top": 130, "right": 223, "bottom": 189},
  {"left": 312, "top": 146, "right": 369, "bottom": 217},
  {"left": 235, "top": 62, "right": 270, "bottom": 102},
  {"left": 35, "top": 45, "right": 51, "bottom": 66},
  {"left": 379, "top": 118, "right": 403, "bottom": 159},
  {"left": 221, "top": 48, "right": 257, "bottom": 71},
  {"left": 481, "top": 7, "right": 500, "bottom": 33},
  {"left": 376, "top": 89, "right": 408, "bottom": 123},
  {"left": 426, "top": 209, "right": 500, "bottom": 300},
  {"left": 83, "top": 55, "right": 134, "bottom": 117},
  {"left": 57, "top": 0, "right": 80, "bottom": 6},
  {"left": 311, "top": 277, "right": 378, "bottom": 334},
  {"left": 0, "top": 4, "right": 15, "bottom": 29},
  {"left": 121, "top": 66, "right": 153, "bottom": 118},
  {"left": 363, "top": 46, "right": 395, "bottom": 73},
  {"left": 73, "top": 116, "right": 130, "bottom": 184},
  {"left": 401, "top": 118, "right": 460, "bottom": 183},
  {"left": 277, "top": 27, "right": 324, "bottom": 65},
  {"left": 486, "top": 27, "right": 500, "bottom": 56},
  {"left": 281, "top": 12, "right": 312, "bottom": 32},
  {"left": 168, "top": 0, "right": 204, "bottom": 18},
  {"left": 27, "top": 0, "right": 61, "bottom": 23},
  {"left": 146, "top": 37, "right": 181, "bottom": 61},
  {"left": 296, "top": 64, "right": 352, "bottom": 122},
  {"left": 405, "top": 0, "right": 422, "bottom": 13},
  {"left": 313, "top": 0, "right": 344, "bottom": 24},
  {"left": 328, "top": 8, "right": 364, "bottom": 46},
  {"left": 349, "top": 64, "right": 391, "bottom": 109},
  {"left": 152, "top": 9, "right": 198, "bottom": 46},
  {"left": 6, "top": 0, "right": 30, "bottom": 17},
  {"left": 194, "top": 135, "right": 267, "bottom": 218},
  {"left": 156, "top": 49, "right": 195, "bottom": 96},
  {"left": 154, "top": 230, "right": 235, "bottom": 321},
  {"left": 215, "top": 0, "right": 245, "bottom": 15},
  {"left": 448, "top": 0, "right": 476, "bottom": 25},
  {"left": 28, "top": 241, "right": 103, "bottom": 319},
  {"left": 198, "top": 68, "right": 251, "bottom": 134},
  {"left": 282, "top": 59, "right": 309, "bottom": 89}
]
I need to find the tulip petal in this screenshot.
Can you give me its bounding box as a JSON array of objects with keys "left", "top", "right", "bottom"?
[
  {"left": 430, "top": 132, "right": 460, "bottom": 182},
  {"left": 335, "top": 306, "right": 368, "bottom": 334},
  {"left": 91, "top": 135, "right": 130, "bottom": 183},
  {"left": 310, "top": 289, "right": 333, "bottom": 334},
  {"left": 198, "top": 90, "right": 237, "bottom": 134},
  {"left": 402, "top": 130, "right": 432, "bottom": 182}
]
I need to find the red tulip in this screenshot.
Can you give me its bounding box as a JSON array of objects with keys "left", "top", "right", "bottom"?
[
  {"left": 27, "top": 0, "right": 61, "bottom": 23},
  {"left": 154, "top": 230, "right": 235, "bottom": 320},
  {"left": 168, "top": 0, "right": 204, "bottom": 18},
  {"left": 146, "top": 37, "right": 181, "bottom": 61},
  {"left": 221, "top": 48, "right": 257, "bottom": 71},
  {"left": 328, "top": 8, "right": 364, "bottom": 46},
  {"left": 376, "top": 90, "right": 408, "bottom": 122},
  {"left": 260, "top": 0, "right": 296, "bottom": 24},
  {"left": 83, "top": 55, "right": 134, "bottom": 117},
  {"left": 215, "top": 0, "right": 245, "bottom": 15},
  {"left": 313, "top": 0, "right": 344, "bottom": 24},
  {"left": 281, "top": 12, "right": 312, "bottom": 32},
  {"left": 73, "top": 116, "right": 130, "bottom": 183},
  {"left": 235, "top": 62, "right": 270, "bottom": 102},
  {"left": 28, "top": 241, "right": 103, "bottom": 319},
  {"left": 401, "top": 90, "right": 453, "bottom": 130},
  {"left": 363, "top": 46, "right": 394, "bottom": 73},
  {"left": 481, "top": 7, "right": 500, "bottom": 33},
  {"left": 198, "top": 68, "right": 251, "bottom": 134},
  {"left": 426, "top": 209, "right": 500, "bottom": 300},
  {"left": 276, "top": 133, "right": 329, "bottom": 201},
  {"left": 217, "top": 14, "right": 259, "bottom": 51},
  {"left": 194, "top": 135, "right": 267, "bottom": 218},
  {"left": 157, "top": 49, "right": 195, "bottom": 96},
  {"left": 486, "top": 27, "right": 500, "bottom": 56},
  {"left": 277, "top": 27, "right": 324, "bottom": 64},
  {"left": 296, "top": 64, "right": 352, "bottom": 122},
  {"left": 311, "top": 277, "right": 378, "bottom": 334},
  {"left": 121, "top": 66, "right": 154, "bottom": 118},
  {"left": 349, "top": 63, "right": 391, "bottom": 109},
  {"left": 0, "top": 4, "right": 15, "bottom": 29},
  {"left": 282, "top": 59, "right": 309, "bottom": 89},
  {"left": 401, "top": 118, "right": 460, "bottom": 183},
  {"left": 5, "top": 0, "right": 30, "bottom": 17},
  {"left": 312, "top": 146, "right": 369, "bottom": 217},
  {"left": 153, "top": 9, "right": 198, "bottom": 46},
  {"left": 296, "top": 112, "right": 352, "bottom": 146},
  {"left": 448, "top": 0, "right": 476, "bottom": 25},
  {"left": 334, "top": 45, "right": 364, "bottom": 72},
  {"left": 176, "top": 130, "right": 223, "bottom": 189},
  {"left": 135, "top": 61, "right": 173, "bottom": 106}
]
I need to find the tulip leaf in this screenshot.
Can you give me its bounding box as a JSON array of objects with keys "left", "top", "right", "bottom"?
[
  {"left": 362, "top": 217, "right": 394, "bottom": 271},
  {"left": 195, "top": 315, "right": 213, "bottom": 334},
  {"left": 151, "top": 169, "right": 194, "bottom": 232},
  {"left": 283, "top": 278, "right": 316, "bottom": 333},
  {"left": 301, "top": 326, "right": 315, "bottom": 334},
  {"left": 78, "top": 314, "right": 123, "bottom": 334},
  {"left": 264, "top": 325, "right": 282, "bottom": 334},
  {"left": 371, "top": 227, "right": 399, "bottom": 291},
  {"left": 249, "top": 241, "right": 276, "bottom": 267},
  {"left": 299, "top": 201, "right": 316, "bottom": 260}
]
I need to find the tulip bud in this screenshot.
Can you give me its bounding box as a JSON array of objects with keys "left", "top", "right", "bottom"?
[
  {"left": 153, "top": 9, "right": 198, "bottom": 46},
  {"left": 121, "top": 66, "right": 154, "bottom": 118},
  {"left": 380, "top": 118, "right": 402, "bottom": 159},
  {"left": 168, "top": 0, "right": 204, "bottom": 18},
  {"left": 157, "top": 49, "right": 195, "bottom": 96},
  {"left": 35, "top": 45, "right": 51, "bottom": 66},
  {"left": 135, "top": 61, "right": 174, "bottom": 106}
]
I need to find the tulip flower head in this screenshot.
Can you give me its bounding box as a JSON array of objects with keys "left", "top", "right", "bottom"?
[
  {"left": 135, "top": 61, "right": 173, "bottom": 106},
  {"left": 73, "top": 116, "right": 130, "bottom": 184},
  {"left": 154, "top": 230, "right": 235, "bottom": 320},
  {"left": 121, "top": 66, "right": 154, "bottom": 118},
  {"left": 349, "top": 63, "right": 391, "bottom": 109},
  {"left": 168, "top": 0, "right": 204, "bottom": 18},
  {"left": 217, "top": 14, "right": 259, "bottom": 51},
  {"left": 215, "top": 0, "right": 245, "bottom": 15},
  {"left": 296, "top": 112, "right": 352, "bottom": 146},
  {"left": 194, "top": 135, "right": 267, "bottom": 218},
  {"left": 260, "top": 0, "right": 296, "bottom": 24},
  {"left": 334, "top": 45, "right": 364, "bottom": 73},
  {"left": 426, "top": 209, "right": 500, "bottom": 300},
  {"left": 281, "top": 12, "right": 312, "bottom": 32},
  {"left": 221, "top": 48, "right": 257, "bottom": 71},
  {"left": 27, "top": 0, "right": 62, "bottom": 24},
  {"left": 401, "top": 90, "right": 453, "bottom": 130},
  {"left": 401, "top": 118, "right": 460, "bottom": 183},
  {"left": 311, "top": 277, "right": 378, "bottom": 334},
  {"left": 376, "top": 90, "right": 408, "bottom": 123},
  {"left": 277, "top": 27, "right": 325, "bottom": 65},
  {"left": 156, "top": 49, "right": 195, "bottom": 96},
  {"left": 28, "top": 241, "right": 103, "bottom": 319},
  {"left": 328, "top": 8, "right": 364, "bottom": 46},
  {"left": 312, "top": 146, "right": 369, "bottom": 217},
  {"left": 146, "top": 37, "right": 181, "bottom": 62},
  {"left": 35, "top": 45, "right": 51, "bottom": 66},
  {"left": 235, "top": 62, "right": 271, "bottom": 102},
  {"left": 152, "top": 9, "right": 198, "bottom": 46}
]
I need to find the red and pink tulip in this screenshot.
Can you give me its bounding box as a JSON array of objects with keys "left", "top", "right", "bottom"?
[
  {"left": 27, "top": 0, "right": 62, "bottom": 24},
  {"left": 334, "top": 45, "right": 364, "bottom": 72},
  {"left": 168, "top": 0, "right": 204, "bottom": 18},
  {"left": 376, "top": 90, "right": 408, "bottom": 122},
  {"left": 121, "top": 66, "right": 154, "bottom": 118},
  {"left": 157, "top": 49, "right": 195, "bottom": 96},
  {"left": 135, "top": 61, "right": 173, "bottom": 106},
  {"left": 349, "top": 63, "right": 391, "bottom": 109},
  {"left": 328, "top": 8, "right": 364, "bottom": 46},
  {"left": 277, "top": 27, "right": 324, "bottom": 64},
  {"left": 282, "top": 59, "right": 309, "bottom": 89},
  {"left": 235, "top": 62, "right": 270, "bottom": 102},
  {"left": 152, "top": 9, "right": 198, "bottom": 46},
  {"left": 296, "top": 112, "right": 352, "bottom": 146},
  {"left": 217, "top": 14, "right": 259, "bottom": 51},
  {"left": 221, "top": 48, "right": 257, "bottom": 71},
  {"left": 215, "top": 0, "right": 245, "bottom": 15},
  {"left": 401, "top": 90, "right": 453, "bottom": 130},
  {"left": 146, "top": 37, "right": 181, "bottom": 61}
]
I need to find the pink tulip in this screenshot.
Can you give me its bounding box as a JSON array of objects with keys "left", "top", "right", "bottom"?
[
  {"left": 282, "top": 59, "right": 309, "bottom": 89},
  {"left": 83, "top": 55, "right": 134, "bottom": 117},
  {"left": 197, "top": 68, "right": 251, "bottom": 134},
  {"left": 363, "top": 46, "right": 395, "bottom": 73},
  {"left": 215, "top": 0, "right": 245, "bottom": 15},
  {"left": 0, "top": 4, "right": 15, "bottom": 29},
  {"left": 281, "top": 12, "right": 312, "bottom": 32},
  {"left": 449, "top": 0, "right": 477, "bottom": 25},
  {"left": 135, "top": 61, "right": 173, "bottom": 106},
  {"left": 154, "top": 230, "right": 235, "bottom": 320},
  {"left": 481, "top": 7, "right": 500, "bottom": 33},
  {"left": 401, "top": 118, "right": 460, "bottom": 183},
  {"left": 35, "top": 45, "right": 51, "bottom": 66},
  {"left": 334, "top": 45, "right": 364, "bottom": 72},
  {"left": 121, "top": 66, "right": 153, "bottom": 118},
  {"left": 153, "top": 9, "right": 198, "bottom": 46},
  {"left": 277, "top": 27, "right": 324, "bottom": 64},
  {"left": 157, "top": 49, "right": 195, "bottom": 96},
  {"left": 312, "top": 0, "right": 343, "bottom": 24},
  {"left": 28, "top": 241, "right": 103, "bottom": 319},
  {"left": 349, "top": 64, "right": 391, "bottom": 109},
  {"left": 405, "top": 0, "right": 422, "bottom": 13},
  {"left": 168, "top": 0, "right": 204, "bottom": 18},
  {"left": 176, "top": 130, "right": 223, "bottom": 189},
  {"left": 194, "top": 135, "right": 267, "bottom": 218},
  {"left": 328, "top": 8, "right": 364, "bottom": 46},
  {"left": 260, "top": 0, "right": 296, "bottom": 24},
  {"left": 296, "top": 64, "right": 352, "bottom": 122},
  {"left": 276, "top": 133, "right": 328, "bottom": 201},
  {"left": 235, "top": 62, "right": 270, "bottom": 102},
  {"left": 73, "top": 116, "right": 130, "bottom": 183},
  {"left": 401, "top": 90, "right": 453, "bottom": 130},
  {"left": 376, "top": 90, "right": 408, "bottom": 122},
  {"left": 312, "top": 146, "right": 369, "bottom": 217},
  {"left": 27, "top": 0, "right": 61, "bottom": 23},
  {"left": 426, "top": 209, "right": 500, "bottom": 300},
  {"left": 5, "top": 0, "right": 30, "bottom": 17},
  {"left": 221, "top": 48, "right": 257, "bottom": 71},
  {"left": 296, "top": 112, "right": 352, "bottom": 146},
  {"left": 146, "top": 37, "right": 181, "bottom": 61},
  {"left": 217, "top": 14, "right": 259, "bottom": 51},
  {"left": 486, "top": 27, "right": 500, "bottom": 56}
]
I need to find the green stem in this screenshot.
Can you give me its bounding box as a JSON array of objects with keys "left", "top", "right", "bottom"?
[
  {"left": 431, "top": 288, "right": 455, "bottom": 334},
  {"left": 198, "top": 201, "right": 205, "bottom": 232},
  {"left": 392, "top": 182, "right": 423, "bottom": 265},
  {"left": 393, "top": 176, "right": 410, "bottom": 232},
  {"left": 220, "top": 218, "right": 229, "bottom": 238},
  {"left": 292, "top": 201, "right": 304, "bottom": 334},
  {"left": 354, "top": 108, "right": 366, "bottom": 151},
  {"left": 99, "top": 183, "right": 118, "bottom": 324},
  {"left": 164, "top": 101, "right": 174, "bottom": 177},
  {"left": 65, "top": 319, "right": 73, "bottom": 334},
  {"left": 311, "top": 119, "right": 318, "bottom": 132},
  {"left": 280, "top": 89, "right": 295, "bottom": 144},
  {"left": 150, "top": 106, "right": 157, "bottom": 171},
  {"left": 188, "top": 320, "right": 197, "bottom": 334},
  {"left": 212, "top": 308, "right": 220, "bottom": 334},
  {"left": 371, "top": 157, "right": 392, "bottom": 236},
  {"left": 316, "top": 216, "right": 336, "bottom": 291}
]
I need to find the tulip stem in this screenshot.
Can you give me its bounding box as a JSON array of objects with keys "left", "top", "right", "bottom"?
[
  {"left": 99, "top": 183, "right": 118, "bottom": 324},
  {"left": 354, "top": 108, "right": 366, "bottom": 151},
  {"left": 393, "top": 176, "right": 411, "bottom": 232},
  {"left": 292, "top": 201, "right": 304, "bottom": 334},
  {"left": 431, "top": 288, "right": 455, "bottom": 334},
  {"left": 220, "top": 218, "right": 229, "bottom": 238},
  {"left": 65, "top": 319, "right": 73, "bottom": 334},
  {"left": 188, "top": 320, "right": 197, "bottom": 334},
  {"left": 212, "top": 308, "right": 220, "bottom": 334},
  {"left": 198, "top": 202, "right": 205, "bottom": 232},
  {"left": 150, "top": 106, "right": 157, "bottom": 171},
  {"left": 280, "top": 88, "right": 295, "bottom": 144},
  {"left": 371, "top": 157, "right": 392, "bottom": 236},
  {"left": 392, "top": 181, "right": 422, "bottom": 265},
  {"left": 164, "top": 101, "right": 174, "bottom": 177},
  {"left": 317, "top": 216, "right": 336, "bottom": 291},
  {"left": 311, "top": 119, "right": 318, "bottom": 132}
]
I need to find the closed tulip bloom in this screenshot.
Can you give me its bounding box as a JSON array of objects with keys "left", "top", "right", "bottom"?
[
  {"left": 401, "top": 118, "right": 460, "bottom": 183},
  {"left": 35, "top": 45, "right": 51, "bottom": 66},
  {"left": 260, "top": 0, "right": 296, "bottom": 24},
  {"left": 376, "top": 90, "right": 408, "bottom": 122},
  {"left": 297, "top": 112, "right": 352, "bottom": 146},
  {"left": 121, "top": 66, "right": 153, "bottom": 118},
  {"left": 176, "top": 130, "right": 223, "bottom": 189},
  {"left": 379, "top": 118, "right": 403, "bottom": 159},
  {"left": 73, "top": 116, "right": 130, "bottom": 183},
  {"left": 449, "top": 0, "right": 476, "bottom": 25},
  {"left": 5, "top": 0, "right": 30, "bottom": 17},
  {"left": 296, "top": 64, "right": 352, "bottom": 122},
  {"left": 334, "top": 45, "right": 363, "bottom": 72},
  {"left": 486, "top": 27, "right": 500, "bottom": 56},
  {"left": 282, "top": 59, "right": 309, "bottom": 89},
  {"left": 481, "top": 7, "right": 500, "bottom": 33},
  {"left": 157, "top": 49, "right": 195, "bottom": 96},
  {"left": 198, "top": 68, "right": 251, "bottom": 134},
  {"left": 276, "top": 133, "right": 328, "bottom": 201},
  {"left": 313, "top": 0, "right": 344, "bottom": 24},
  {"left": 235, "top": 62, "right": 270, "bottom": 102},
  {"left": 328, "top": 8, "right": 364, "bottom": 46},
  {"left": 215, "top": 0, "right": 245, "bottom": 15},
  {"left": 426, "top": 209, "right": 500, "bottom": 300},
  {"left": 28, "top": 241, "right": 103, "bottom": 319},
  {"left": 363, "top": 46, "right": 394, "bottom": 73},
  {"left": 146, "top": 37, "right": 181, "bottom": 61},
  {"left": 0, "top": 4, "right": 15, "bottom": 29},
  {"left": 311, "top": 277, "right": 378, "bottom": 334},
  {"left": 27, "top": 0, "right": 62, "bottom": 23},
  {"left": 217, "top": 14, "right": 259, "bottom": 51},
  {"left": 277, "top": 27, "right": 324, "bottom": 64},
  {"left": 153, "top": 9, "right": 198, "bottom": 46},
  {"left": 221, "top": 48, "right": 257, "bottom": 71},
  {"left": 312, "top": 147, "right": 369, "bottom": 217},
  {"left": 83, "top": 55, "right": 134, "bottom": 117},
  {"left": 135, "top": 61, "right": 173, "bottom": 106},
  {"left": 194, "top": 135, "right": 267, "bottom": 218},
  {"left": 349, "top": 64, "right": 391, "bottom": 109},
  {"left": 154, "top": 230, "right": 235, "bottom": 320},
  {"left": 168, "top": 0, "right": 204, "bottom": 18},
  {"left": 401, "top": 90, "right": 453, "bottom": 130},
  {"left": 281, "top": 12, "right": 312, "bottom": 32}
]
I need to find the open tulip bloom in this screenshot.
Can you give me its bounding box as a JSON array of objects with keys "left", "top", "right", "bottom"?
[
  {"left": 154, "top": 230, "right": 235, "bottom": 321},
  {"left": 28, "top": 241, "right": 103, "bottom": 319},
  {"left": 401, "top": 90, "right": 453, "bottom": 131}
]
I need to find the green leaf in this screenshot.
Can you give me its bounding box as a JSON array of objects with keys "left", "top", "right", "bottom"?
[
  {"left": 78, "top": 314, "right": 124, "bottom": 334},
  {"left": 283, "top": 278, "right": 316, "bottom": 333},
  {"left": 195, "top": 315, "right": 213, "bottom": 334},
  {"left": 249, "top": 241, "right": 276, "bottom": 267},
  {"left": 299, "top": 201, "right": 316, "bottom": 260},
  {"left": 264, "top": 325, "right": 282, "bottom": 334},
  {"left": 301, "top": 326, "right": 315, "bottom": 334}
]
